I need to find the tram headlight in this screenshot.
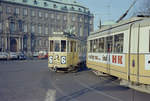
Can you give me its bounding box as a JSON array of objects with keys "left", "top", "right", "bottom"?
[
  {"left": 49, "top": 56, "right": 53, "bottom": 64},
  {"left": 56, "top": 55, "right": 59, "bottom": 60},
  {"left": 61, "top": 56, "right": 66, "bottom": 64}
]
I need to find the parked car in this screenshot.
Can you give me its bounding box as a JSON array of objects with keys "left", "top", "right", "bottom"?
[
  {"left": 8, "top": 52, "right": 18, "bottom": 60},
  {"left": 0, "top": 52, "right": 8, "bottom": 60},
  {"left": 17, "top": 52, "right": 26, "bottom": 60},
  {"left": 38, "top": 51, "right": 48, "bottom": 59},
  {"left": 32, "top": 52, "right": 39, "bottom": 57}
]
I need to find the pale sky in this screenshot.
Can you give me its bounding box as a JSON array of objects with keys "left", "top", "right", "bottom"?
[{"left": 78, "top": 0, "right": 141, "bottom": 30}]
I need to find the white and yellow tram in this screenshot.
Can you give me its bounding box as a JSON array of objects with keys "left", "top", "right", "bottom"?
[
  {"left": 87, "top": 17, "right": 150, "bottom": 93},
  {"left": 48, "top": 32, "right": 86, "bottom": 72}
]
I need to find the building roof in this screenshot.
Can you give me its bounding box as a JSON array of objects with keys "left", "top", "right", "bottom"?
[{"left": 2, "top": 0, "right": 91, "bottom": 15}]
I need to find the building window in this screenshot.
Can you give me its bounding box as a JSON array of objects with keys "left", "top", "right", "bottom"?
[
  {"left": 18, "top": 20, "right": 23, "bottom": 31},
  {"left": 31, "top": 10, "right": 35, "bottom": 17},
  {"left": 15, "top": 7, "right": 20, "bottom": 15},
  {"left": 79, "top": 8, "right": 82, "bottom": 11},
  {"left": 57, "top": 14, "right": 60, "bottom": 20},
  {"left": 64, "top": 6, "right": 67, "bottom": 9},
  {"left": 38, "top": 11, "right": 42, "bottom": 18},
  {"left": 51, "top": 14, "right": 54, "bottom": 19},
  {"left": 0, "top": 6, "right": 2, "bottom": 12},
  {"left": 31, "top": 25, "right": 35, "bottom": 33},
  {"left": 72, "top": 16, "right": 75, "bottom": 21},
  {"left": 79, "top": 25, "right": 83, "bottom": 36},
  {"left": 85, "top": 18, "right": 88, "bottom": 23},
  {"left": 71, "top": 6, "right": 74, "bottom": 10},
  {"left": 38, "top": 25, "right": 42, "bottom": 34},
  {"left": 53, "top": 4, "right": 57, "bottom": 8},
  {"left": 45, "top": 13, "right": 48, "bottom": 18},
  {"left": 34, "top": 0, "right": 38, "bottom": 5},
  {"left": 10, "top": 22, "right": 15, "bottom": 32},
  {"left": 23, "top": 24, "right": 28, "bottom": 33},
  {"left": 0, "top": 22, "right": 2, "bottom": 31},
  {"left": 39, "top": 39, "right": 42, "bottom": 46},
  {"left": 51, "top": 27, "right": 54, "bottom": 34},
  {"left": 6, "top": 6, "right": 11, "bottom": 13},
  {"left": 80, "top": 17, "right": 82, "bottom": 22},
  {"left": 23, "top": 0, "right": 27, "bottom": 2},
  {"left": 45, "top": 27, "right": 48, "bottom": 34},
  {"left": 46, "top": 40, "right": 48, "bottom": 47},
  {"left": 44, "top": 2, "right": 48, "bottom": 7},
  {"left": 0, "top": 37, "right": 2, "bottom": 50},
  {"left": 90, "top": 19, "right": 93, "bottom": 24},
  {"left": 64, "top": 15, "right": 67, "bottom": 21},
  {"left": 23, "top": 8, "right": 28, "bottom": 16},
  {"left": 62, "top": 6, "right": 67, "bottom": 10}
]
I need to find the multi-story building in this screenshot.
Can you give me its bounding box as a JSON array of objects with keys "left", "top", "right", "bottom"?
[{"left": 0, "top": 0, "right": 93, "bottom": 55}]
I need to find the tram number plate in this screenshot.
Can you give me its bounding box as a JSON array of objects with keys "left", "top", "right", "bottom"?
[
  {"left": 61, "top": 56, "right": 66, "bottom": 64},
  {"left": 49, "top": 56, "right": 53, "bottom": 64}
]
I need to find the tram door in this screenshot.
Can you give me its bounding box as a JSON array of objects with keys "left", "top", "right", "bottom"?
[
  {"left": 70, "top": 41, "right": 77, "bottom": 66},
  {"left": 106, "top": 36, "right": 113, "bottom": 74},
  {"left": 128, "top": 24, "right": 140, "bottom": 82}
]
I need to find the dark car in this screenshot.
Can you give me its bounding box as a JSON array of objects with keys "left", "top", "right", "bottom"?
[{"left": 17, "top": 52, "right": 26, "bottom": 60}]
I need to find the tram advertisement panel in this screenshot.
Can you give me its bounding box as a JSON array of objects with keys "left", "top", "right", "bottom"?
[{"left": 88, "top": 53, "right": 125, "bottom": 67}]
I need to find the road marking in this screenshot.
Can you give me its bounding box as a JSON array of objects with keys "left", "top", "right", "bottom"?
[{"left": 45, "top": 89, "right": 56, "bottom": 101}]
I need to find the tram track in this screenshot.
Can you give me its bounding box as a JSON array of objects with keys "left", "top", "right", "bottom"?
[
  {"left": 73, "top": 71, "right": 124, "bottom": 101},
  {"left": 49, "top": 70, "right": 126, "bottom": 101},
  {"left": 49, "top": 71, "right": 79, "bottom": 101}
]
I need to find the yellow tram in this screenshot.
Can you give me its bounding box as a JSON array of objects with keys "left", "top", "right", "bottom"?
[
  {"left": 48, "top": 32, "right": 86, "bottom": 72},
  {"left": 86, "top": 17, "right": 150, "bottom": 93}
]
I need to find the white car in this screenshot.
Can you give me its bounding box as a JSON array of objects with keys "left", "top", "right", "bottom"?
[
  {"left": 8, "top": 52, "right": 18, "bottom": 60},
  {"left": 0, "top": 52, "right": 8, "bottom": 60},
  {"left": 33, "top": 52, "right": 39, "bottom": 57}
]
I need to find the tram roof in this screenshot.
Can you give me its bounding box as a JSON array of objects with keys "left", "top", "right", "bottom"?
[{"left": 89, "top": 17, "right": 150, "bottom": 39}]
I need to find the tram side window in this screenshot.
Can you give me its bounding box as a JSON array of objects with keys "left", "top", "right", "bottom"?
[
  {"left": 50, "top": 40, "right": 54, "bottom": 52},
  {"left": 74, "top": 42, "right": 77, "bottom": 52},
  {"left": 106, "top": 36, "right": 113, "bottom": 52},
  {"left": 114, "top": 33, "right": 124, "bottom": 53},
  {"left": 54, "top": 40, "right": 60, "bottom": 52},
  {"left": 67, "top": 41, "right": 70, "bottom": 52},
  {"left": 90, "top": 40, "right": 93, "bottom": 52},
  {"left": 95, "top": 39, "right": 99, "bottom": 52},
  {"left": 99, "top": 38, "right": 104, "bottom": 52},
  {"left": 70, "top": 41, "right": 73, "bottom": 52},
  {"left": 149, "top": 31, "right": 150, "bottom": 52},
  {"left": 93, "top": 39, "right": 97, "bottom": 52},
  {"left": 61, "top": 40, "right": 66, "bottom": 52}
]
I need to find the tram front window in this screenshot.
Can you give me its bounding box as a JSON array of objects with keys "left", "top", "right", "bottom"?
[
  {"left": 61, "top": 40, "right": 66, "bottom": 52},
  {"left": 50, "top": 40, "right": 54, "bottom": 52},
  {"left": 54, "top": 40, "right": 60, "bottom": 52}
]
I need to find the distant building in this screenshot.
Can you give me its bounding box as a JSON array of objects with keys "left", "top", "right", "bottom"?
[{"left": 0, "top": 0, "right": 93, "bottom": 55}]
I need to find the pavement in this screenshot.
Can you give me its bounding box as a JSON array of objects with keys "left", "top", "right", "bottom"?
[{"left": 0, "top": 60, "right": 150, "bottom": 101}]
